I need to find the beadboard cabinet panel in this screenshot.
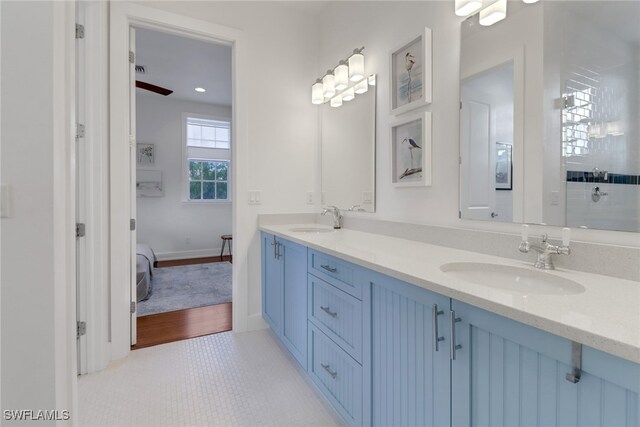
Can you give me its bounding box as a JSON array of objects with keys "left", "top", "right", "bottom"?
[
  {"left": 451, "top": 300, "right": 640, "bottom": 427},
  {"left": 261, "top": 233, "right": 282, "bottom": 332},
  {"left": 370, "top": 273, "right": 451, "bottom": 427},
  {"left": 281, "top": 239, "right": 308, "bottom": 369}
]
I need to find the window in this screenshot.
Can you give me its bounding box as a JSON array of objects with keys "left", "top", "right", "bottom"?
[
  {"left": 188, "top": 160, "right": 229, "bottom": 200},
  {"left": 183, "top": 115, "right": 231, "bottom": 202},
  {"left": 187, "top": 117, "right": 230, "bottom": 149}
]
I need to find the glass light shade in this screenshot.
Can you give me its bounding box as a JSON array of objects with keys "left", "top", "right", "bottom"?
[
  {"left": 479, "top": 0, "right": 507, "bottom": 26},
  {"left": 368, "top": 74, "right": 376, "bottom": 86},
  {"left": 455, "top": 0, "right": 482, "bottom": 16},
  {"left": 322, "top": 73, "right": 336, "bottom": 98},
  {"left": 330, "top": 95, "right": 343, "bottom": 108},
  {"left": 342, "top": 88, "right": 355, "bottom": 102},
  {"left": 334, "top": 63, "right": 349, "bottom": 91},
  {"left": 348, "top": 53, "right": 365, "bottom": 82},
  {"left": 311, "top": 81, "right": 324, "bottom": 105},
  {"left": 522, "top": 0, "right": 539, "bottom": 3},
  {"left": 354, "top": 79, "right": 368, "bottom": 94}
]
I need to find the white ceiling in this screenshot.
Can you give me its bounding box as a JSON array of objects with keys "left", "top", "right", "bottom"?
[{"left": 135, "top": 27, "right": 232, "bottom": 106}]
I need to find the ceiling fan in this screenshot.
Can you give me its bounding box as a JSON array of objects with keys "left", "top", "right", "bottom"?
[{"left": 135, "top": 65, "right": 173, "bottom": 96}]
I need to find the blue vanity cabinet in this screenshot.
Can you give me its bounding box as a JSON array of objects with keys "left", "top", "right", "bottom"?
[
  {"left": 369, "top": 272, "right": 451, "bottom": 427},
  {"left": 261, "top": 233, "right": 307, "bottom": 369},
  {"left": 451, "top": 300, "right": 640, "bottom": 427}
]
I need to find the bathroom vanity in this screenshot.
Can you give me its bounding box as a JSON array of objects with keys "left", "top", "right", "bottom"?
[{"left": 260, "top": 226, "right": 639, "bottom": 427}]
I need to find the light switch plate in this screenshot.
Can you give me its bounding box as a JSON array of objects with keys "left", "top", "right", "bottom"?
[
  {"left": 0, "top": 184, "right": 10, "bottom": 218},
  {"left": 248, "top": 190, "right": 261, "bottom": 205}
]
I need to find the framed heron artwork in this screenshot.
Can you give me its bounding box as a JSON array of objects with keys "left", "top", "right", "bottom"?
[
  {"left": 390, "top": 27, "right": 432, "bottom": 116},
  {"left": 390, "top": 111, "right": 432, "bottom": 187}
]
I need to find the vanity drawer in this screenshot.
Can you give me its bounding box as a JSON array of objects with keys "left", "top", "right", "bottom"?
[
  {"left": 308, "top": 275, "right": 363, "bottom": 362},
  {"left": 308, "top": 324, "right": 362, "bottom": 426},
  {"left": 308, "top": 249, "right": 363, "bottom": 300}
]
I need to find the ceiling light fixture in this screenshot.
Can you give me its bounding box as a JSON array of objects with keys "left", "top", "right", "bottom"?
[
  {"left": 195, "top": 87, "right": 206, "bottom": 93},
  {"left": 522, "top": 0, "right": 539, "bottom": 3}
]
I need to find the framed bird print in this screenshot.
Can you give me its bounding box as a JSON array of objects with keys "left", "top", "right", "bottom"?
[
  {"left": 390, "top": 111, "right": 432, "bottom": 187},
  {"left": 390, "top": 27, "right": 432, "bottom": 116}
]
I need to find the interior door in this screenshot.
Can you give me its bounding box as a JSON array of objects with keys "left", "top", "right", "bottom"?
[
  {"left": 460, "top": 86, "right": 496, "bottom": 220},
  {"left": 129, "top": 27, "right": 137, "bottom": 345}
]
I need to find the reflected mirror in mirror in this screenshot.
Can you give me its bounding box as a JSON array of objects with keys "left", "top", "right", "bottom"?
[
  {"left": 459, "top": 1, "right": 640, "bottom": 232},
  {"left": 321, "top": 80, "right": 376, "bottom": 212}
]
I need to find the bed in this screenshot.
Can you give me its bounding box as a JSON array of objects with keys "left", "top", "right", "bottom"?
[{"left": 136, "top": 243, "right": 156, "bottom": 302}]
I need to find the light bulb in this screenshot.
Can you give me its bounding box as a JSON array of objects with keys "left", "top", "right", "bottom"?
[
  {"left": 479, "top": 0, "right": 507, "bottom": 26},
  {"left": 348, "top": 50, "right": 365, "bottom": 82},
  {"left": 330, "top": 95, "right": 342, "bottom": 108},
  {"left": 455, "top": 0, "right": 482, "bottom": 17},
  {"left": 354, "top": 79, "right": 368, "bottom": 94},
  {"left": 322, "top": 72, "right": 336, "bottom": 98},
  {"left": 334, "top": 62, "right": 349, "bottom": 91},
  {"left": 311, "top": 80, "right": 324, "bottom": 105}
]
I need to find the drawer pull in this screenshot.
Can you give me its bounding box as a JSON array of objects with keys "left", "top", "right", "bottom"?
[
  {"left": 320, "top": 306, "right": 338, "bottom": 318},
  {"left": 321, "top": 264, "right": 337, "bottom": 273},
  {"left": 321, "top": 363, "right": 338, "bottom": 379}
]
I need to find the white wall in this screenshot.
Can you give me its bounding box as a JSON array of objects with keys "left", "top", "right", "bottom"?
[
  {"left": 1, "top": 0, "right": 75, "bottom": 421},
  {"left": 134, "top": 1, "right": 320, "bottom": 329},
  {"left": 136, "top": 94, "right": 232, "bottom": 259}
]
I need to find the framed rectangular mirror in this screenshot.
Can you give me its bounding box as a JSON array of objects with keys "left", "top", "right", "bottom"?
[
  {"left": 459, "top": 1, "right": 639, "bottom": 232},
  {"left": 321, "top": 81, "right": 376, "bottom": 212}
]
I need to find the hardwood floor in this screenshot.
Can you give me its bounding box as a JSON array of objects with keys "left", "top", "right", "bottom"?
[
  {"left": 133, "top": 256, "right": 233, "bottom": 350},
  {"left": 133, "top": 303, "right": 232, "bottom": 350},
  {"left": 156, "top": 255, "right": 231, "bottom": 268}
]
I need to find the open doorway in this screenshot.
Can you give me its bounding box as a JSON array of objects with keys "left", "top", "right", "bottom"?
[{"left": 132, "top": 27, "right": 233, "bottom": 349}]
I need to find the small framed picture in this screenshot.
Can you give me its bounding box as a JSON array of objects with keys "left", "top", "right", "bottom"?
[
  {"left": 390, "top": 28, "right": 433, "bottom": 116},
  {"left": 495, "top": 142, "right": 512, "bottom": 190},
  {"left": 137, "top": 143, "right": 155, "bottom": 165},
  {"left": 391, "top": 112, "right": 432, "bottom": 187}
]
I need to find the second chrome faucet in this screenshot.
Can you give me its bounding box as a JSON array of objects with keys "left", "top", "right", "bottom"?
[{"left": 321, "top": 206, "right": 343, "bottom": 229}]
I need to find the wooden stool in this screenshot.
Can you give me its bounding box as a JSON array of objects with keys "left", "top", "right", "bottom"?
[{"left": 220, "top": 234, "right": 233, "bottom": 258}]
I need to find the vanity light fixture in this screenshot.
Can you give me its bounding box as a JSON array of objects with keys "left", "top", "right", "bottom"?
[
  {"left": 310, "top": 47, "right": 374, "bottom": 108},
  {"left": 311, "top": 79, "right": 324, "bottom": 105},
  {"left": 342, "top": 87, "right": 355, "bottom": 102},
  {"left": 479, "top": 0, "right": 507, "bottom": 26},
  {"left": 354, "top": 79, "right": 369, "bottom": 95},
  {"left": 322, "top": 70, "right": 336, "bottom": 98},
  {"left": 455, "top": 0, "right": 482, "bottom": 16},
  {"left": 334, "top": 60, "right": 349, "bottom": 91},
  {"left": 194, "top": 87, "right": 206, "bottom": 93},
  {"left": 348, "top": 47, "right": 365, "bottom": 82}
]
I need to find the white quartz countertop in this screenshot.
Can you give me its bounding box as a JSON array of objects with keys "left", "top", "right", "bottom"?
[{"left": 260, "top": 223, "right": 640, "bottom": 363}]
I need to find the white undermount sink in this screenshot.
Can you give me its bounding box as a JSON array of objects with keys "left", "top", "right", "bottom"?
[
  {"left": 440, "top": 262, "right": 586, "bottom": 295},
  {"left": 289, "top": 227, "right": 335, "bottom": 233}
]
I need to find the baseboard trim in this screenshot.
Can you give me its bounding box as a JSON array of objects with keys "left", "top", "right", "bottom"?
[
  {"left": 247, "top": 313, "right": 268, "bottom": 331},
  {"left": 155, "top": 248, "right": 227, "bottom": 261}
]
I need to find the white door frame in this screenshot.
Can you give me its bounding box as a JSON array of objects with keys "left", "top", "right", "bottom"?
[{"left": 109, "top": 2, "right": 249, "bottom": 360}]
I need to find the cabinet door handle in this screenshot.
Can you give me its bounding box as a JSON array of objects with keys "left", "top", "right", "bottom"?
[
  {"left": 271, "top": 236, "right": 278, "bottom": 259},
  {"left": 321, "top": 363, "right": 338, "bottom": 379},
  {"left": 321, "top": 264, "right": 337, "bottom": 273},
  {"left": 450, "top": 310, "right": 462, "bottom": 360},
  {"left": 432, "top": 304, "right": 445, "bottom": 351},
  {"left": 276, "top": 242, "right": 282, "bottom": 260},
  {"left": 320, "top": 306, "right": 338, "bottom": 318}
]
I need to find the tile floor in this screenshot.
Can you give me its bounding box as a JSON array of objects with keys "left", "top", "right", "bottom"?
[{"left": 78, "top": 330, "right": 343, "bottom": 427}]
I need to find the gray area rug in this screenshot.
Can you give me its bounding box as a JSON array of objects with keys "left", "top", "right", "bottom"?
[{"left": 137, "top": 262, "right": 232, "bottom": 316}]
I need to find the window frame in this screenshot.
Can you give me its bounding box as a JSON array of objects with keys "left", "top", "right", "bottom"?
[
  {"left": 181, "top": 112, "right": 232, "bottom": 203},
  {"left": 187, "top": 158, "right": 230, "bottom": 202}
]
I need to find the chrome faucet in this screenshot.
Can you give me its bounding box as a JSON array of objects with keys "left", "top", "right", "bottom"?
[
  {"left": 519, "top": 226, "right": 571, "bottom": 270},
  {"left": 322, "top": 206, "right": 343, "bottom": 229}
]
